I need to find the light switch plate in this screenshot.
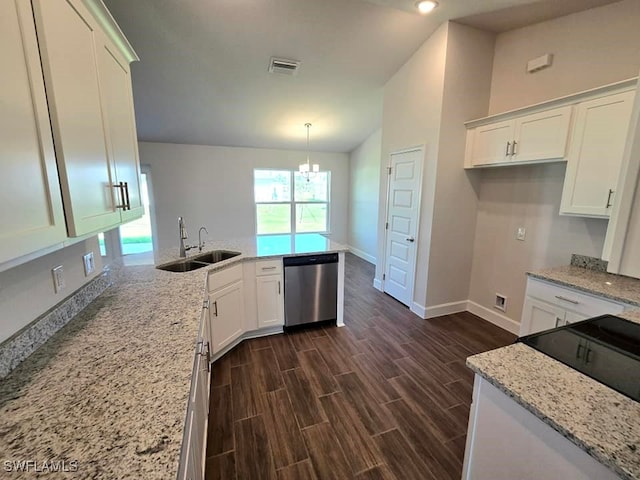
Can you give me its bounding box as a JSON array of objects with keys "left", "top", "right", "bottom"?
[
  {"left": 516, "top": 227, "right": 526, "bottom": 241},
  {"left": 83, "top": 252, "right": 95, "bottom": 276},
  {"left": 52, "top": 265, "right": 65, "bottom": 293}
]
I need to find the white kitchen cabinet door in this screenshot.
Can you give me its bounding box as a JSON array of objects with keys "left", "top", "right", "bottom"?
[
  {"left": 468, "top": 120, "right": 514, "bottom": 166},
  {"left": 96, "top": 41, "right": 144, "bottom": 223},
  {"left": 560, "top": 90, "right": 635, "bottom": 218},
  {"left": 33, "top": 0, "right": 122, "bottom": 236},
  {"left": 209, "top": 281, "right": 245, "bottom": 354},
  {"left": 256, "top": 274, "right": 284, "bottom": 329},
  {"left": 0, "top": 0, "right": 67, "bottom": 264},
  {"left": 520, "top": 297, "right": 566, "bottom": 336},
  {"left": 511, "top": 106, "right": 572, "bottom": 163}
]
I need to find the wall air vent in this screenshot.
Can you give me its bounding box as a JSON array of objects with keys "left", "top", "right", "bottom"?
[{"left": 268, "top": 57, "right": 301, "bottom": 76}]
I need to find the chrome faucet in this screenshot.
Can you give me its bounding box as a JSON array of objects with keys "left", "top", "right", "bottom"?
[
  {"left": 198, "top": 226, "right": 208, "bottom": 252},
  {"left": 178, "top": 216, "right": 194, "bottom": 257}
]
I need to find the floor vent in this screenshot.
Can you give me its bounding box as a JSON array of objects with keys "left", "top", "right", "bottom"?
[{"left": 268, "top": 57, "right": 301, "bottom": 75}]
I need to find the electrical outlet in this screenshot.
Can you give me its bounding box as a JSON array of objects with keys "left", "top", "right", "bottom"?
[
  {"left": 52, "top": 265, "right": 65, "bottom": 293},
  {"left": 516, "top": 227, "right": 526, "bottom": 241},
  {"left": 495, "top": 294, "right": 507, "bottom": 312},
  {"left": 83, "top": 252, "right": 95, "bottom": 276}
]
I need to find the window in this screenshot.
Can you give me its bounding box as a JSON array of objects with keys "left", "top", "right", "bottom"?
[{"left": 254, "top": 169, "right": 330, "bottom": 235}]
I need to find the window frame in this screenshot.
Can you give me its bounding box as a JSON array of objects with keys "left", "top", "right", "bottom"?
[{"left": 254, "top": 168, "right": 331, "bottom": 236}]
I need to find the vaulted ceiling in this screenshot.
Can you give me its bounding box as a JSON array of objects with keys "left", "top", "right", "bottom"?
[{"left": 103, "top": 0, "right": 621, "bottom": 152}]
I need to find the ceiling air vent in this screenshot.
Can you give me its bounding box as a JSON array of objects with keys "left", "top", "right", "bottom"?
[{"left": 268, "top": 57, "right": 301, "bottom": 76}]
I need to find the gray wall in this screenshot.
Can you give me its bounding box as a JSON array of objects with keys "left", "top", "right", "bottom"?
[
  {"left": 139, "top": 142, "right": 350, "bottom": 255},
  {"left": 348, "top": 129, "right": 382, "bottom": 263},
  {"left": 468, "top": 0, "right": 640, "bottom": 326}
]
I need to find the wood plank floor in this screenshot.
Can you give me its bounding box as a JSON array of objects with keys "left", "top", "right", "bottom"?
[{"left": 205, "top": 253, "right": 515, "bottom": 480}]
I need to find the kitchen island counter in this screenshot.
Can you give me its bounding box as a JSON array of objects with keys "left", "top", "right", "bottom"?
[{"left": 466, "top": 314, "right": 640, "bottom": 480}]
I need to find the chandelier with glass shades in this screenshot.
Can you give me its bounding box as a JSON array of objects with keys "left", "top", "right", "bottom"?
[{"left": 299, "top": 122, "right": 319, "bottom": 181}]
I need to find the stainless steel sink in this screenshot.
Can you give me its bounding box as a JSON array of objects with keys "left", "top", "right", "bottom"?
[
  {"left": 157, "top": 260, "right": 211, "bottom": 273},
  {"left": 156, "top": 250, "right": 241, "bottom": 273},
  {"left": 192, "top": 250, "right": 241, "bottom": 264}
]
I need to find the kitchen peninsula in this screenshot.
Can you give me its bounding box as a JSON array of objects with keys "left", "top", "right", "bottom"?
[{"left": 0, "top": 234, "right": 347, "bottom": 479}]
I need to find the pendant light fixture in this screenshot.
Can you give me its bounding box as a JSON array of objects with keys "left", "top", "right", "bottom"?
[{"left": 299, "top": 122, "right": 319, "bottom": 181}]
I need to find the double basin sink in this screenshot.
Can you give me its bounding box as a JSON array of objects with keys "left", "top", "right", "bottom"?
[{"left": 157, "top": 250, "right": 241, "bottom": 272}]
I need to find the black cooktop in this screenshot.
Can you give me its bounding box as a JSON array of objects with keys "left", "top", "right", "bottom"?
[{"left": 518, "top": 315, "right": 640, "bottom": 402}]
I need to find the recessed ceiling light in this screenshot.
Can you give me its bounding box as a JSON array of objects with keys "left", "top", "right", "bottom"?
[{"left": 415, "top": 0, "right": 438, "bottom": 14}]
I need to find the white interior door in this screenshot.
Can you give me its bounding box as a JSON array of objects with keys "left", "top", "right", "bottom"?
[{"left": 383, "top": 148, "right": 423, "bottom": 307}]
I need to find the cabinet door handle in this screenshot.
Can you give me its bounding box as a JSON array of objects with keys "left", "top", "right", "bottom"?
[
  {"left": 113, "top": 182, "right": 126, "bottom": 210},
  {"left": 606, "top": 189, "right": 614, "bottom": 208},
  {"left": 555, "top": 317, "right": 563, "bottom": 328},
  {"left": 554, "top": 295, "right": 579, "bottom": 305},
  {"left": 212, "top": 301, "right": 218, "bottom": 317},
  {"left": 262, "top": 266, "right": 277, "bottom": 271},
  {"left": 576, "top": 343, "right": 584, "bottom": 359},
  {"left": 278, "top": 280, "right": 281, "bottom": 295},
  {"left": 585, "top": 347, "right": 593, "bottom": 364},
  {"left": 123, "top": 181, "right": 131, "bottom": 211},
  {"left": 505, "top": 141, "right": 511, "bottom": 156},
  {"left": 512, "top": 141, "right": 517, "bottom": 155}
]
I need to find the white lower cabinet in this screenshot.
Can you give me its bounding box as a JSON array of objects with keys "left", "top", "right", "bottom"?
[
  {"left": 520, "top": 277, "right": 627, "bottom": 336},
  {"left": 256, "top": 275, "right": 284, "bottom": 328},
  {"left": 254, "top": 259, "right": 284, "bottom": 329},
  {"left": 209, "top": 280, "right": 245, "bottom": 354},
  {"left": 178, "top": 306, "right": 210, "bottom": 480},
  {"left": 462, "top": 376, "right": 619, "bottom": 480}
]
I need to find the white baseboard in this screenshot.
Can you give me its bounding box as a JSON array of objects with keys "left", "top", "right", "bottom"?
[
  {"left": 373, "top": 278, "right": 383, "bottom": 292},
  {"left": 348, "top": 245, "right": 376, "bottom": 264},
  {"left": 466, "top": 300, "right": 520, "bottom": 335},
  {"left": 411, "top": 300, "right": 468, "bottom": 320}
]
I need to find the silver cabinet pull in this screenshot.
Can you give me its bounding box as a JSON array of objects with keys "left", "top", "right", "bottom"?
[
  {"left": 262, "top": 266, "right": 277, "bottom": 271},
  {"left": 512, "top": 141, "right": 518, "bottom": 155},
  {"left": 555, "top": 317, "right": 563, "bottom": 328},
  {"left": 278, "top": 280, "right": 281, "bottom": 295},
  {"left": 606, "top": 189, "right": 614, "bottom": 208},
  {"left": 212, "top": 300, "right": 218, "bottom": 317},
  {"left": 576, "top": 343, "right": 584, "bottom": 359},
  {"left": 554, "top": 295, "right": 579, "bottom": 305},
  {"left": 113, "top": 182, "right": 126, "bottom": 210},
  {"left": 406, "top": 237, "right": 415, "bottom": 242},
  {"left": 505, "top": 141, "right": 511, "bottom": 156}
]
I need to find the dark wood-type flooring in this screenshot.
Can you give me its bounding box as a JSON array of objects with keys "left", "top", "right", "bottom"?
[{"left": 205, "top": 253, "right": 515, "bottom": 479}]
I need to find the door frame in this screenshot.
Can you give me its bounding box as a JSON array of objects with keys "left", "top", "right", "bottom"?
[{"left": 380, "top": 145, "right": 425, "bottom": 309}]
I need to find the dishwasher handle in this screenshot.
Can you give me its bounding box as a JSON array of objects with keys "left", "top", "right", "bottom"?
[{"left": 283, "top": 253, "right": 339, "bottom": 267}]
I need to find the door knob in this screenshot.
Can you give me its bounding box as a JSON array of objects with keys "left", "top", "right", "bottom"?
[{"left": 406, "top": 237, "right": 415, "bottom": 242}]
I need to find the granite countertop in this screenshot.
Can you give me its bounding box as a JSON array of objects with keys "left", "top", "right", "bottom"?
[
  {"left": 0, "top": 234, "right": 347, "bottom": 478},
  {"left": 528, "top": 265, "right": 640, "bottom": 307},
  {"left": 156, "top": 233, "right": 349, "bottom": 269},
  {"left": 467, "top": 310, "right": 640, "bottom": 480}
]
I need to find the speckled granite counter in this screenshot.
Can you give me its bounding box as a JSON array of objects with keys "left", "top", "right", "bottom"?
[
  {"left": 0, "top": 234, "right": 347, "bottom": 478},
  {"left": 156, "top": 233, "right": 348, "bottom": 268},
  {"left": 467, "top": 323, "right": 640, "bottom": 480},
  {"left": 528, "top": 265, "right": 640, "bottom": 307}
]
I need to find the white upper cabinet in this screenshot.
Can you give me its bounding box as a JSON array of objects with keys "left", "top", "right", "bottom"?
[
  {"left": 96, "top": 42, "right": 144, "bottom": 222},
  {"left": 560, "top": 89, "right": 636, "bottom": 218},
  {"left": 32, "top": 0, "right": 142, "bottom": 237},
  {"left": 512, "top": 106, "right": 572, "bottom": 163},
  {"left": 0, "top": 0, "right": 67, "bottom": 264},
  {"left": 465, "top": 106, "right": 571, "bottom": 167}
]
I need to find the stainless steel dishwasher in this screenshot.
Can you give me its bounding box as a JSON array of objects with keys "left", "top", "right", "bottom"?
[{"left": 283, "top": 253, "right": 338, "bottom": 327}]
